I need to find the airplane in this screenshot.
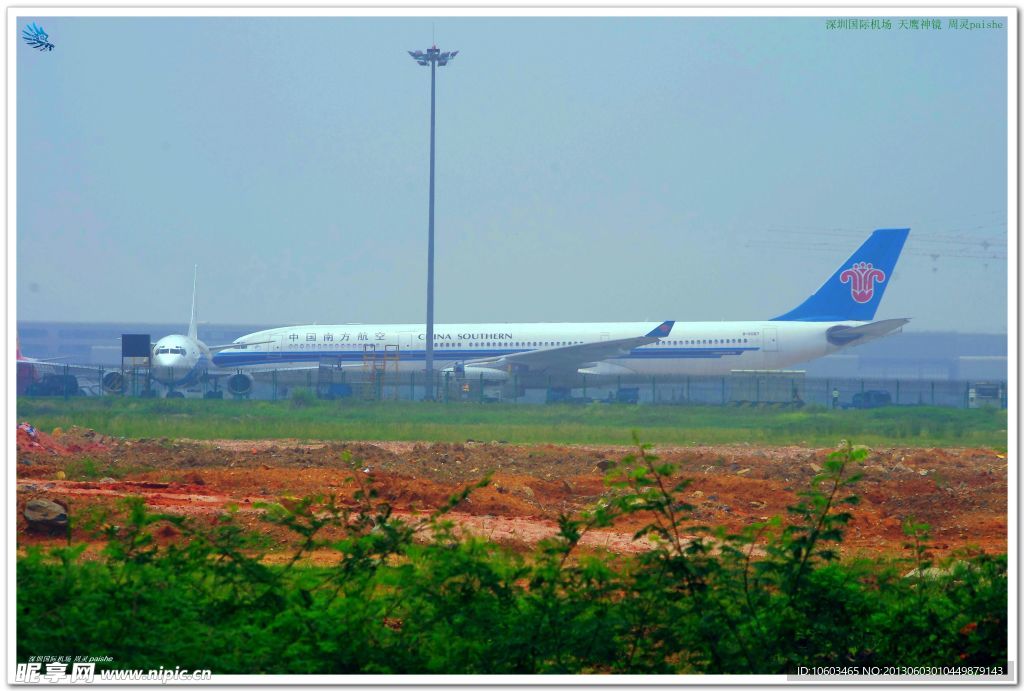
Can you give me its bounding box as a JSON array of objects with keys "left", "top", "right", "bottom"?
[
  {"left": 102, "top": 267, "right": 283, "bottom": 398},
  {"left": 211, "top": 228, "right": 910, "bottom": 392},
  {"left": 15, "top": 340, "right": 82, "bottom": 395}
]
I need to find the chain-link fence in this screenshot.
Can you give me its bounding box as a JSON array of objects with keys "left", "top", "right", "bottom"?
[{"left": 16, "top": 363, "right": 1009, "bottom": 410}]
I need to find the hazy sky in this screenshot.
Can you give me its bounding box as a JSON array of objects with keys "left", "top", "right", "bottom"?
[{"left": 16, "top": 14, "right": 1010, "bottom": 333}]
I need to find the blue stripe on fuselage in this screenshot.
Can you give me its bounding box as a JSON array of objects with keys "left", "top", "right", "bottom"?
[{"left": 212, "top": 348, "right": 759, "bottom": 368}]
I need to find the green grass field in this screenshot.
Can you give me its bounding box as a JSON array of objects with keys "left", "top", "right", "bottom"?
[{"left": 16, "top": 397, "right": 1007, "bottom": 448}]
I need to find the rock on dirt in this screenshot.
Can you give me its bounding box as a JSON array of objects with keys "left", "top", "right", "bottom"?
[
  {"left": 24, "top": 499, "right": 68, "bottom": 533},
  {"left": 514, "top": 485, "right": 536, "bottom": 499}
]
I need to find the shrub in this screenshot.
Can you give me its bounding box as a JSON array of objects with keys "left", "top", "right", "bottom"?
[{"left": 17, "top": 442, "right": 1008, "bottom": 675}]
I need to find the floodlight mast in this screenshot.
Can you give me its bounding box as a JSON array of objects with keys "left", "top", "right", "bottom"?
[{"left": 408, "top": 46, "right": 458, "bottom": 400}]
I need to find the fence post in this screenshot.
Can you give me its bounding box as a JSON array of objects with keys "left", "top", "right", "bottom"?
[
  {"left": 443, "top": 371, "right": 450, "bottom": 403},
  {"left": 272, "top": 370, "right": 278, "bottom": 401},
  {"left": 582, "top": 374, "right": 587, "bottom": 400},
  {"left": 721, "top": 377, "right": 726, "bottom": 405}
]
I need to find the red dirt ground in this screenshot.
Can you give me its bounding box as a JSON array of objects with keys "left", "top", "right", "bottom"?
[{"left": 17, "top": 427, "right": 1007, "bottom": 560}]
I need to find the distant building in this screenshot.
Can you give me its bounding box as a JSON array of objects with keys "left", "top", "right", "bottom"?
[{"left": 802, "top": 330, "right": 1006, "bottom": 381}]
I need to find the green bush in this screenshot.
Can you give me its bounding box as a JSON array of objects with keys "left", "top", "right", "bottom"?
[{"left": 17, "top": 443, "right": 1007, "bottom": 674}]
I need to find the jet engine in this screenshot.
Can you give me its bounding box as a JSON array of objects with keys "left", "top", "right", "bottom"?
[
  {"left": 101, "top": 371, "right": 124, "bottom": 394},
  {"left": 446, "top": 364, "right": 509, "bottom": 382},
  {"left": 226, "top": 372, "right": 255, "bottom": 397}
]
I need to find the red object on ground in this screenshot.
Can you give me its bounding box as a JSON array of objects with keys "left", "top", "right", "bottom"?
[{"left": 16, "top": 425, "right": 108, "bottom": 457}]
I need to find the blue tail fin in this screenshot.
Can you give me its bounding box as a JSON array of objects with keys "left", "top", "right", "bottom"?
[
  {"left": 771, "top": 228, "right": 909, "bottom": 322},
  {"left": 645, "top": 320, "right": 675, "bottom": 337}
]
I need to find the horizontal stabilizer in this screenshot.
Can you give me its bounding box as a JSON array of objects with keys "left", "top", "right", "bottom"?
[{"left": 826, "top": 318, "right": 909, "bottom": 347}]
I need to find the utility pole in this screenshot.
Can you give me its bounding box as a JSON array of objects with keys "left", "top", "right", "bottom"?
[{"left": 408, "top": 45, "right": 458, "bottom": 400}]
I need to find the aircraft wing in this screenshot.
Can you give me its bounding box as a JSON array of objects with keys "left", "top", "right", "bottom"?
[
  {"left": 207, "top": 360, "right": 366, "bottom": 382},
  {"left": 16, "top": 359, "right": 105, "bottom": 376},
  {"left": 461, "top": 321, "right": 675, "bottom": 375},
  {"left": 207, "top": 340, "right": 273, "bottom": 353}
]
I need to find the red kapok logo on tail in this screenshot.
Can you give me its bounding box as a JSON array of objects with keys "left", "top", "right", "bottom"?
[{"left": 840, "top": 262, "right": 886, "bottom": 303}]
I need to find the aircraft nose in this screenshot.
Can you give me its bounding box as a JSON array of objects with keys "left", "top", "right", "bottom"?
[
  {"left": 153, "top": 353, "right": 181, "bottom": 368},
  {"left": 152, "top": 353, "right": 189, "bottom": 380}
]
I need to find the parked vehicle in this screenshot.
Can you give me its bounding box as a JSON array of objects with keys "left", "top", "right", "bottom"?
[
  {"left": 968, "top": 382, "right": 1005, "bottom": 409},
  {"left": 849, "top": 390, "right": 892, "bottom": 409},
  {"left": 546, "top": 387, "right": 592, "bottom": 405},
  {"left": 605, "top": 387, "right": 640, "bottom": 404}
]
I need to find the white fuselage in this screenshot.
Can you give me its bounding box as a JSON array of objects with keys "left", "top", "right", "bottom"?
[
  {"left": 213, "top": 321, "right": 851, "bottom": 377},
  {"left": 150, "top": 334, "right": 212, "bottom": 387}
]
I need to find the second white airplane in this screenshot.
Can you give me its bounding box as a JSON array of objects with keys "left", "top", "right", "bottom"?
[
  {"left": 208, "top": 228, "right": 910, "bottom": 391},
  {"left": 103, "top": 268, "right": 283, "bottom": 397}
]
